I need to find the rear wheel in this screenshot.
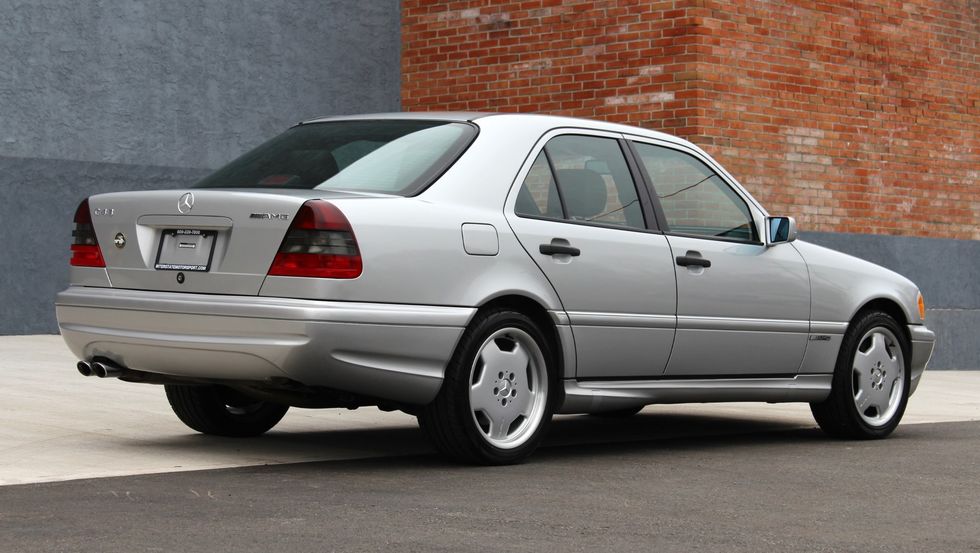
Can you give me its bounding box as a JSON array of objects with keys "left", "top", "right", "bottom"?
[
  {"left": 810, "top": 310, "right": 910, "bottom": 439},
  {"left": 165, "top": 384, "right": 289, "bottom": 437},
  {"left": 419, "top": 308, "right": 556, "bottom": 465}
]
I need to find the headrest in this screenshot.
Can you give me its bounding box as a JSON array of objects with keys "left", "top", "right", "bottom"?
[{"left": 554, "top": 169, "right": 608, "bottom": 220}]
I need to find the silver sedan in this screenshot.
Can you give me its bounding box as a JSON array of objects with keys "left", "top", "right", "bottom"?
[{"left": 56, "top": 113, "right": 936, "bottom": 464}]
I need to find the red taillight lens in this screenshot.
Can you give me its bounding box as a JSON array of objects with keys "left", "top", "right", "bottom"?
[
  {"left": 70, "top": 199, "right": 105, "bottom": 267},
  {"left": 267, "top": 201, "right": 362, "bottom": 279}
]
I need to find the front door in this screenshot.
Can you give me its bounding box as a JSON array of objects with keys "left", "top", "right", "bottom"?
[
  {"left": 505, "top": 132, "right": 677, "bottom": 379},
  {"left": 630, "top": 139, "right": 810, "bottom": 376}
]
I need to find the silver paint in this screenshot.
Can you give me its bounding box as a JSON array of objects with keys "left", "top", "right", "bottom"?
[
  {"left": 560, "top": 374, "right": 833, "bottom": 414},
  {"left": 461, "top": 223, "right": 499, "bottom": 256},
  {"left": 56, "top": 287, "right": 471, "bottom": 405},
  {"left": 57, "top": 113, "right": 935, "bottom": 414}
]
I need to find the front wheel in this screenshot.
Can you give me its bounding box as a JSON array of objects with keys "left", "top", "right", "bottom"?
[
  {"left": 165, "top": 384, "right": 289, "bottom": 437},
  {"left": 418, "top": 308, "right": 556, "bottom": 465},
  {"left": 810, "top": 310, "right": 910, "bottom": 439}
]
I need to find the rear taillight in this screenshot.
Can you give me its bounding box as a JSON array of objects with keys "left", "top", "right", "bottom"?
[
  {"left": 267, "top": 200, "right": 362, "bottom": 278},
  {"left": 70, "top": 199, "right": 105, "bottom": 267}
]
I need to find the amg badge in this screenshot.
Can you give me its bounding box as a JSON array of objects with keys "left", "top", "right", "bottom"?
[{"left": 249, "top": 213, "right": 290, "bottom": 220}]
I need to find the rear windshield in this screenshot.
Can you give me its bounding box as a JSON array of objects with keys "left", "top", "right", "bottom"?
[{"left": 194, "top": 120, "right": 477, "bottom": 195}]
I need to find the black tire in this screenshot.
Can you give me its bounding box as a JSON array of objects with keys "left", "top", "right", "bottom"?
[
  {"left": 165, "top": 384, "right": 289, "bottom": 437},
  {"left": 418, "top": 308, "right": 557, "bottom": 465},
  {"left": 810, "top": 310, "right": 911, "bottom": 439},
  {"left": 588, "top": 406, "right": 644, "bottom": 418}
]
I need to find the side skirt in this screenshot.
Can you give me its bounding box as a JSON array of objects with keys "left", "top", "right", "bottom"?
[{"left": 559, "top": 374, "right": 832, "bottom": 414}]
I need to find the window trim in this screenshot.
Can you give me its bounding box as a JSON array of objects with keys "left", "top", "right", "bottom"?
[
  {"left": 508, "top": 128, "right": 662, "bottom": 234},
  {"left": 625, "top": 138, "right": 765, "bottom": 246},
  {"left": 540, "top": 148, "right": 569, "bottom": 219}
]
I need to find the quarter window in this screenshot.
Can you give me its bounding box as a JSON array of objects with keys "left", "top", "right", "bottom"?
[
  {"left": 633, "top": 142, "right": 757, "bottom": 242},
  {"left": 515, "top": 152, "right": 563, "bottom": 219},
  {"left": 514, "top": 135, "right": 646, "bottom": 230}
]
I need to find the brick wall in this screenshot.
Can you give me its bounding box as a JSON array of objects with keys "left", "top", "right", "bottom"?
[{"left": 402, "top": 0, "right": 980, "bottom": 240}]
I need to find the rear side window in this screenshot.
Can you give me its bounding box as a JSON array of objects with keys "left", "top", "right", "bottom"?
[
  {"left": 514, "top": 135, "right": 646, "bottom": 230},
  {"left": 194, "top": 120, "right": 476, "bottom": 196},
  {"left": 632, "top": 142, "right": 758, "bottom": 242},
  {"left": 515, "top": 152, "right": 563, "bottom": 219}
]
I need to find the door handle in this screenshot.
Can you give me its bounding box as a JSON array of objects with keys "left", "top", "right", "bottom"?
[
  {"left": 539, "top": 243, "right": 581, "bottom": 257},
  {"left": 676, "top": 254, "right": 711, "bottom": 268}
]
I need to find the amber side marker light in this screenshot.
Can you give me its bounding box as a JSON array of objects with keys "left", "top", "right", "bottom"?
[{"left": 917, "top": 292, "right": 926, "bottom": 321}]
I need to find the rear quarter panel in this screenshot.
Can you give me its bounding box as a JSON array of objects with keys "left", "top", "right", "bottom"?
[
  {"left": 258, "top": 200, "right": 564, "bottom": 312},
  {"left": 260, "top": 117, "right": 566, "bottom": 312}
]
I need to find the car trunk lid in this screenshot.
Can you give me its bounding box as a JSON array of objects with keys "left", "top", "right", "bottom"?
[{"left": 84, "top": 188, "right": 382, "bottom": 295}]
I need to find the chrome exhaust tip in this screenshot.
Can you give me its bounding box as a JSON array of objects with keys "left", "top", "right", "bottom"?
[
  {"left": 77, "top": 361, "right": 94, "bottom": 377},
  {"left": 91, "top": 360, "right": 124, "bottom": 379}
]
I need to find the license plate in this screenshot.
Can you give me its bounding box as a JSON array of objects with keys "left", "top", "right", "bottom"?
[{"left": 154, "top": 229, "right": 217, "bottom": 272}]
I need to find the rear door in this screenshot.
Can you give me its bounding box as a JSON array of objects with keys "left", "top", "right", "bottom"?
[
  {"left": 628, "top": 138, "right": 810, "bottom": 376},
  {"left": 505, "top": 130, "right": 677, "bottom": 379}
]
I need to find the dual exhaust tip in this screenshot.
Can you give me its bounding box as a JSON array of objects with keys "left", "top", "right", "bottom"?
[{"left": 77, "top": 359, "right": 125, "bottom": 379}]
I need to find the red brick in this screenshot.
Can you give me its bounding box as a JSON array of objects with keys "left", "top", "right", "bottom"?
[{"left": 402, "top": 0, "right": 980, "bottom": 240}]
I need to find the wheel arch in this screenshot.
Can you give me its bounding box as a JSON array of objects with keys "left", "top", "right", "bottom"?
[
  {"left": 848, "top": 297, "right": 912, "bottom": 347},
  {"left": 473, "top": 293, "right": 571, "bottom": 384}
]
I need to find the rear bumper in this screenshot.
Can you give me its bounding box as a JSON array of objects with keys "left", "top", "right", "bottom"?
[
  {"left": 908, "top": 324, "right": 936, "bottom": 396},
  {"left": 56, "top": 286, "right": 474, "bottom": 405}
]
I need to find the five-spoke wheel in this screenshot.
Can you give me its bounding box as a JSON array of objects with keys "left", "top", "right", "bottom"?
[
  {"left": 468, "top": 328, "right": 549, "bottom": 449},
  {"left": 851, "top": 327, "right": 905, "bottom": 427},
  {"left": 811, "top": 310, "right": 911, "bottom": 439},
  {"left": 419, "top": 308, "right": 556, "bottom": 464}
]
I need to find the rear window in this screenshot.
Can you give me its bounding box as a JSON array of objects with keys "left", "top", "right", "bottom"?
[{"left": 194, "top": 120, "right": 477, "bottom": 195}]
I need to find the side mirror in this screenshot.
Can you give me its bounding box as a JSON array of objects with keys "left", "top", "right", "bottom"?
[{"left": 767, "top": 216, "right": 798, "bottom": 245}]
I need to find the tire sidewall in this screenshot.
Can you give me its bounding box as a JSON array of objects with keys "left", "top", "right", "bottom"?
[
  {"left": 448, "top": 309, "right": 558, "bottom": 464},
  {"left": 836, "top": 312, "right": 911, "bottom": 437},
  {"left": 165, "top": 384, "right": 288, "bottom": 437}
]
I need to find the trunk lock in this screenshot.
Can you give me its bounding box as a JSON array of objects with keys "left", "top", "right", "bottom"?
[
  {"left": 176, "top": 272, "right": 185, "bottom": 284},
  {"left": 113, "top": 233, "right": 126, "bottom": 249}
]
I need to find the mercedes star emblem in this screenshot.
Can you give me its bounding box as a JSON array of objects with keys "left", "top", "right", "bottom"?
[{"left": 177, "top": 192, "right": 195, "bottom": 214}]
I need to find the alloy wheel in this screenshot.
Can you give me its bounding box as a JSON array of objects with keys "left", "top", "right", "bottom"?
[
  {"left": 851, "top": 327, "right": 905, "bottom": 427},
  {"left": 468, "top": 327, "right": 549, "bottom": 449}
]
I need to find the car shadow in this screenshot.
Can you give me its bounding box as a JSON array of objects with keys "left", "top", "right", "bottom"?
[{"left": 132, "top": 409, "right": 827, "bottom": 469}]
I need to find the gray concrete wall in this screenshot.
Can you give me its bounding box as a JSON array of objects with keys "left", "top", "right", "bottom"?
[
  {"left": 802, "top": 232, "right": 979, "bottom": 370},
  {"left": 0, "top": 0, "right": 401, "bottom": 333}
]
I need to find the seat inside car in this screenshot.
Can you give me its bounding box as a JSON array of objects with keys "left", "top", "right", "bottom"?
[{"left": 552, "top": 169, "right": 609, "bottom": 221}]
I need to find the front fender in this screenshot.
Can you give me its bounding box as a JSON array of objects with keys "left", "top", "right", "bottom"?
[{"left": 793, "top": 240, "right": 922, "bottom": 325}]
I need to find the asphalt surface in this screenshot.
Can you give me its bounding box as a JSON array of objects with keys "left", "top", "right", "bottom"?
[{"left": 2, "top": 418, "right": 979, "bottom": 553}]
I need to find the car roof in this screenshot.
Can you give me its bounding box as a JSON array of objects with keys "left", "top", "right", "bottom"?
[
  {"left": 300, "top": 112, "right": 683, "bottom": 144},
  {"left": 302, "top": 111, "right": 489, "bottom": 124}
]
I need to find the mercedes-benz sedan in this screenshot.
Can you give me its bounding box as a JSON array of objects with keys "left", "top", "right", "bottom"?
[{"left": 57, "top": 113, "right": 936, "bottom": 464}]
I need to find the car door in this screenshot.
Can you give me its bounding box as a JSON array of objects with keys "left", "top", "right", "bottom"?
[
  {"left": 505, "top": 131, "right": 677, "bottom": 379},
  {"left": 628, "top": 138, "right": 810, "bottom": 376}
]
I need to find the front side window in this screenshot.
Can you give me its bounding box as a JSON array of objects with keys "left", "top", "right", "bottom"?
[
  {"left": 195, "top": 120, "right": 476, "bottom": 196},
  {"left": 514, "top": 135, "right": 646, "bottom": 230},
  {"left": 633, "top": 142, "right": 757, "bottom": 242}
]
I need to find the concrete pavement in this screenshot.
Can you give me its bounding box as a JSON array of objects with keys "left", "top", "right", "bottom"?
[{"left": 2, "top": 335, "right": 979, "bottom": 486}]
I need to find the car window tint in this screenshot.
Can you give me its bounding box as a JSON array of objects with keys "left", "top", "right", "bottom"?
[
  {"left": 543, "top": 136, "right": 645, "bottom": 229},
  {"left": 194, "top": 120, "right": 476, "bottom": 196},
  {"left": 515, "top": 151, "right": 563, "bottom": 219},
  {"left": 633, "top": 142, "right": 757, "bottom": 241}
]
